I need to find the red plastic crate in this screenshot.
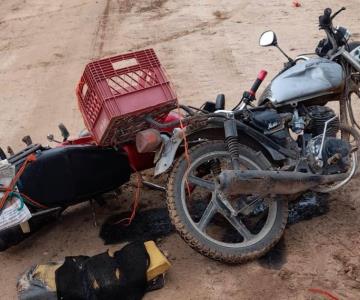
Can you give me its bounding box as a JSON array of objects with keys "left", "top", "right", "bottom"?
[{"left": 76, "top": 49, "right": 177, "bottom": 146}]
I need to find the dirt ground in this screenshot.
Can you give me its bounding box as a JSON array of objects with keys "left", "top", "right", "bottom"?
[{"left": 1, "top": 0, "right": 360, "bottom": 299}]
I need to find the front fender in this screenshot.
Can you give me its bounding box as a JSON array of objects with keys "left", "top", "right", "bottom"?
[
  {"left": 154, "top": 123, "right": 223, "bottom": 176},
  {"left": 154, "top": 122, "right": 230, "bottom": 176},
  {"left": 154, "top": 128, "right": 184, "bottom": 176}
]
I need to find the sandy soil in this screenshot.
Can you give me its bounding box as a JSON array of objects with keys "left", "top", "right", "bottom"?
[{"left": 1, "top": 0, "right": 360, "bottom": 299}]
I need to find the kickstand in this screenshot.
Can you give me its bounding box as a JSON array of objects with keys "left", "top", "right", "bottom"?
[
  {"left": 89, "top": 199, "right": 98, "bottom": 227},
  {"left": 142, "top": 180, "right": 166, "bottom": 192}
]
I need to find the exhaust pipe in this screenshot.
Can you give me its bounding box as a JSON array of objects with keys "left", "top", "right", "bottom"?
[{"left": 217, "top": 170, "right": 349, "bottom": 195}]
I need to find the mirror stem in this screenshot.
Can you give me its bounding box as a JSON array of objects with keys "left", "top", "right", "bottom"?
[{"left": 275, "top": 45, "right": 293, "bottom": 62}]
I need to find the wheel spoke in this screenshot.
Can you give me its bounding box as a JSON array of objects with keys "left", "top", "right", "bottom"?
[
  {"left": 224, "top": 214, "right": 254, "bottom": 241},
  {"left": 196, "top": 199, "right": 217, "bottom": 232},
  {"left": 187, "top": 175, "right": 215, "bottom": 190}
]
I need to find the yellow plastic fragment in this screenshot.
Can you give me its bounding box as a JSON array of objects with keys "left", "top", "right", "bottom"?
[
  {"left": 32, "top": 263, "right": 62, "bottom": 291},
  {"left": 145, "top": 240, "right": 171, "bottom": 281}
]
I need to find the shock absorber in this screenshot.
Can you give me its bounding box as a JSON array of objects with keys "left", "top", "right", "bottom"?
[{"left": 224, "top": 118, "right": 240, "bottom": 170}]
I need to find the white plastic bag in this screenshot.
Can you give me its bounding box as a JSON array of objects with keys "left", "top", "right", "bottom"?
[
  {"left": 0, "top": 197, "right": 32, "bottom": 231},
  {"left": 0, "top": 159, "right": 32, "bottom": 231}
]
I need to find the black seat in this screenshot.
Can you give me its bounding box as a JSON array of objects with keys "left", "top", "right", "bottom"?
[{"left": 17, "top": 145, "right": 131, "bottom": 207}]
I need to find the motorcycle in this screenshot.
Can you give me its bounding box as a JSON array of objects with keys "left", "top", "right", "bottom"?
[
  {"left": 141, "top": 7, "right": 360, "bottom": 263},
  {"left": 2, "top": 7, "right": 359, "bottom": 265},
  {"left": 0, "top": 114, "right": 181, "bottom": 251},
  {"left": 0, "top": 47, "right": 184, "bottom": 251}
]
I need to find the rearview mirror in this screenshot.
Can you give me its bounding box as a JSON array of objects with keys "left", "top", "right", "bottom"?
[
  {"left": 58, "top": 123, "right": 70, "bottom": 141},
  {"left": 259, "top": 31, "right": 277, "bottom": 47}
]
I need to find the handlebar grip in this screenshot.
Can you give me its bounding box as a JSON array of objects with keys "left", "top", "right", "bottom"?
[
  {"left": 319, "top": 8, "right": 332, "bottom": 28},
  {"left": 249, "top": 70, "right": 268, "bottom": 97},
  {"left": 324, "top": 8, "right": 332, "bottom": 16}
]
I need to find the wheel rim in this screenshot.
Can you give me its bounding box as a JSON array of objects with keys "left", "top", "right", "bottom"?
[{"left": 180, "top": 150, "right": 278, "bottom": 248}]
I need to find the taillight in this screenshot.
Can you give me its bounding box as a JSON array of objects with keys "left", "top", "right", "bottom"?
[{"left": 135, "top": 129, "right": 162, "bottom": 153}]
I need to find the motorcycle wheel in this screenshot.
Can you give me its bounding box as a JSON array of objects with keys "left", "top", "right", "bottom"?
[{"left": 167, "top": 140, "right": 288, "bottom": 263}]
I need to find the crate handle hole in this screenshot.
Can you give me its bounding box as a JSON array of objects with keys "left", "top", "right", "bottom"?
[
  {"left": 81, "top": 84, "right": 88, "bottom": 97},
  {"left": 112, "top": 58, "right": 138, "bottom": 71}
]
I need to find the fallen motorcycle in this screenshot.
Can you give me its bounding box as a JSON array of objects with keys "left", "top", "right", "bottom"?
[
  {"left": 0, "top": 49, "right": 182, "bottom": 250},
  {"left": 147, "top": 7, "right": 360, "bottom": 263},
  {"left": 1, "top": 7, "right": 359, "bottom": 265}
]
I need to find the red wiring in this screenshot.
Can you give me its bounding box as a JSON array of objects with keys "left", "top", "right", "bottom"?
[
  {"left": 0, "top": 154, "right": 48, "bottom": 210},
  {"left": 308, "top": 288, "right": 339, "bottom": 300},
  {"left": 19, "top": 192, "right": 48, "bottom": 209},
  {"left": 0, "top": 154, "right": 37, "bottom": 210},
  {"left": 115, "top": 99, "right": 192, "bottom": 226},
  {"left": 115, "top": 164, "right": 142, "bottom": 226}
]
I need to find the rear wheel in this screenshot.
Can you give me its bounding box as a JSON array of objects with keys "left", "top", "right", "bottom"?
[{"left": 167, "top": 140, "right": 288, "bottom": 263}]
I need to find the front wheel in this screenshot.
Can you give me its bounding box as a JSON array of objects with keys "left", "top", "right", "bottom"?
[{"left": 167, "top": 140, "right": 288, "bottom": 263}]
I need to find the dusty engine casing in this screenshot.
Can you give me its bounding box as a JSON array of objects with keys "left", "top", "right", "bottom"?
[{"left": 305, "top": 106, "right": 350, "bottom": 174}]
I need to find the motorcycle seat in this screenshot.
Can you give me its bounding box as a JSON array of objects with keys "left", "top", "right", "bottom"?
[{"left": 17, "top": 145, "right": 131, "bottom": 207}]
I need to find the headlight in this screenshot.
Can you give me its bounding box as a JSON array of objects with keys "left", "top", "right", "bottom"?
[{"left": 335, "top": 26, "right": 351, "bottom": 43}]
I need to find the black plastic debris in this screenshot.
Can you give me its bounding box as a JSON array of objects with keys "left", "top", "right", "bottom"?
[
  {"left": 100, "top": 192, "right": 330, "bottom": 250},
  {"left": 100, "top": 208, "right": 173, "bottom": 245},
  {"left": 56, "top": 241, "right": 149, "bottom": 300},
  {"left": 18, "top": 241, "right": 170, "bottom": 300},
  {"left": 288, "top": 192, "right": 329, "bottom": 225}
]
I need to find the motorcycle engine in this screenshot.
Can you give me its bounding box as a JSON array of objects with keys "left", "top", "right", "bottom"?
[{"left": 305, "top": 106, "right": 351, "bottom": 174}]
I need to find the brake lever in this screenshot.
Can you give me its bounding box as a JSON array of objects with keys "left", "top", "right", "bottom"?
[{"left": 331, "top": 7, "right": 346, "bottom": 20}]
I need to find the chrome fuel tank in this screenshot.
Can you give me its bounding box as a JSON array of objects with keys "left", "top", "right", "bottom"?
[{"left": 259, "top": 58, "right": 344, "bottom": 106}]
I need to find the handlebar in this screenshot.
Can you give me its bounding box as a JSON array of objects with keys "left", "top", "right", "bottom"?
[
  {"left": 318, "top": 7, "right": 346, "bottom": 57},
  {"left": 331, "top": 7, "right": 346, "bottom": 21},
  {"left": 319, "top": 8, "right": 332, "bottom": 29},
  {"left": 232, "top": 70, "right": 268, "bottom": 110},
  {"left": 319, "top": 7, "right": 346, "bottom": 30}
]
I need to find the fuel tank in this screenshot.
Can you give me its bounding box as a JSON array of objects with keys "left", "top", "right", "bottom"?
[{"left": 259, "top": 58, "right": 344, "bottom": 106}]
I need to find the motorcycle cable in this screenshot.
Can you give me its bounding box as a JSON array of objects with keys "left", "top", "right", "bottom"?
[{"left": 186, "top": 105, "right": 210, "bottom": 114}]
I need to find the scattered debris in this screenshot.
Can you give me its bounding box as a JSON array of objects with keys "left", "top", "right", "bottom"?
[
  {"left": 292, "top": 1, "right": 301, "bottom": 8},
  {"left": 17, "top": 241, "right": 171, "bottom": 300},
  {"left": 100, "top": 208, "right": 174, "bottom": 245},
  {"left": 213, "top": 10, "right": 229, "bottom": 20},
  {"left": 101, "top": 192, "right": 330, "bottom": 270},
  {"left": 288, "top": 192, "right": 329, "bottom": 225}
]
